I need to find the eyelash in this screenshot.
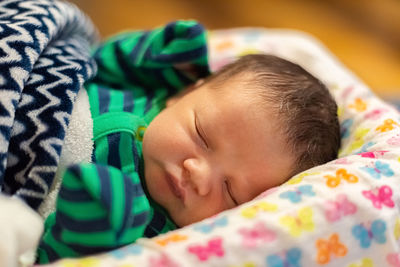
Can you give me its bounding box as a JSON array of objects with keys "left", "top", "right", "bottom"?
[
  {"left": 195, "top": 115, "right": 208, "bottom": 148},
  {"left": 225, "top": 180, "right": 238, "bottom": 206}
]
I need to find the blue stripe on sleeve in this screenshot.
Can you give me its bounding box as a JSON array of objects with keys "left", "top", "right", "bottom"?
[
  {"left": 107, "top": 133, "right": 122, "bottom": 169},
  {"left": 97, "top": 86, "right": 110, "bottom": 114},
  {"left": 56, "top": 211, "right": 110, "bottom": 232}
]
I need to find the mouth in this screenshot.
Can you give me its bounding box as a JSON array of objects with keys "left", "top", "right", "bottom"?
[{"left": 166, "top": 172, "right": 186, "bottom": 204}]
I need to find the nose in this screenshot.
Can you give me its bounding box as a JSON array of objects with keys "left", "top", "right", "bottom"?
[{"left": 183, "top": 158, "right": 212, "bottom": 196}]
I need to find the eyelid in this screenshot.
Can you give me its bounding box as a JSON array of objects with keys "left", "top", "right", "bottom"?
[
  {"left": 225, "top": 180, "right": 238, "bottom": 206},
  {"left": 195, "top": 114, "right": 209, "bottom": 148}
]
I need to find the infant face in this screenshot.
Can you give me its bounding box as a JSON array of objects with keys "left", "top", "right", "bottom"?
[{"left": 142, "top": 78, "right": 295, "bottom": 226}]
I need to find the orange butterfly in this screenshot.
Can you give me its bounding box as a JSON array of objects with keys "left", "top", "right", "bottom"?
[
  {"left": 324, "top": 168, "right": 358, "bottom": 188},
  {"left": 348, "top": 98, "right": 367, "bottom": 112},
  {"left": 316, "top": 233, "right": 348, "bottom": 265},
  {"left": 155, "top": 233, "right": 188, "bottom": 247},
  {"left": 376, "top": 119, "right": 400, "bottom": 133},
  {"left": 215, "top": 40, "right": 234, "bottom": 51}
]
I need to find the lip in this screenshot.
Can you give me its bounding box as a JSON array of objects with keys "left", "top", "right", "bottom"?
[{"left": 166, "top": 172, "right": 186, "bottom": 204}]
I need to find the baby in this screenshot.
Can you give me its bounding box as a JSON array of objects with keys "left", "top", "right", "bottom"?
[
  {"left": 144, "top": 54, "right": 340, "bottom": 227},
  {"left": 37, "top": 21, "right": 340, "bottom": 263}
]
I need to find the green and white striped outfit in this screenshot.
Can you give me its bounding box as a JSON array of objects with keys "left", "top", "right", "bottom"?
[{"left": 37, "top": 20, "right": 210, "bottom": 264}]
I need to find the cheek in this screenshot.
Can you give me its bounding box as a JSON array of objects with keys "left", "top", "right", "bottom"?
[{"left": 143, "top": 111, "right": 188, "bottom": 161}]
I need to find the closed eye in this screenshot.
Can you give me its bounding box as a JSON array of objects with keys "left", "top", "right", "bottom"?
[
  {"left": 195, "top": 114, "right": 208, "bottom": 148},
  {"left": 225, "top": 180, "right": 238, "bottom": 206}
]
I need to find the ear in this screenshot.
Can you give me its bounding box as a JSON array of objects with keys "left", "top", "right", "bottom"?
[{"left": 166, "top": 79, "right": 205, "bottom": 107}]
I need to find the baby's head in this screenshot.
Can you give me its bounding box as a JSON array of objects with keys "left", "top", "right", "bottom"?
[{"left": 142, "top": 54, "right": 340, "bottom": 226}]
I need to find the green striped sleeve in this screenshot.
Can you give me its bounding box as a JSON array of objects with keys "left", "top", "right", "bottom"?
[{"left": 37, "top": 163, "right": 151, "bottom": 264}]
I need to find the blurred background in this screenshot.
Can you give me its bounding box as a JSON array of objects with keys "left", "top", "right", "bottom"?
[{"left": 70, "top": 0, "right": 400, "bottom": 98}]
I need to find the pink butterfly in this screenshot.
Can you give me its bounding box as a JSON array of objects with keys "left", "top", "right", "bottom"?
[
  {"left": 187, "top": 237, "right": 224, "bottom": 261},
  {"left": 387, "top": 134, "right": 400, "bottom": 146},
  {"left": 325, "top": 194, "right": 357, "bottom": 222},
  {"left": 334, "top": 158, "right": 352, "bottom": 165},
  {"left": 341, "top": 85, "right": 354, "bottom": 100},
  {"left": 149, "top": 254, "right": 179, "bottom": 267},
  {"left": 358, "top": 150, "right": 388, "bottom": 158},
  {"left": 364, "top": 108, "right": 388, "bottom": 120},
  {"left": 387, "top": 253, "right": 400, "bottom": 267},
  {"left": 362, "top": 185, "right": 394, "bottom": 209},
  {"left": 238, "top": 222, "right": 276, "bottom": 248}
]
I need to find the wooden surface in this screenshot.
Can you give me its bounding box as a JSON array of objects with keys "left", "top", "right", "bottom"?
[{"left": 70, "top": 0, "right": 400, "bottom": 97}]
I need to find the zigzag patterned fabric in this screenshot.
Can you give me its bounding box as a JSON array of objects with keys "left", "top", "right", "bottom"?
[{"left": 0, "top": 0, "right": 97, "bottom": 209}]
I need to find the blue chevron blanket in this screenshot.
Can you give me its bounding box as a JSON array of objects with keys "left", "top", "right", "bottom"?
[{"left": 0, "top": 0, "right": 97, "bottom": 210}]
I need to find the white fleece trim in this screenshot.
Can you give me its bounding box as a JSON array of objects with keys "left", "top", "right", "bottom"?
[{"left": 38, "top": 87, "right": 93, "bottom": 218}]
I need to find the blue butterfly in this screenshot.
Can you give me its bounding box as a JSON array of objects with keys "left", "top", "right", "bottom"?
[
  {"left": 244, "top": 30, "right": 262, "bottom": 42},
  {"left": 110, "top": 244, "right": 143, "bottom": 259},
  {"left": 279, "top": 185, "right": 315, "bottom": 203},
  {"left": 193, "top": 216, "right": 228, "bottom": 234},
  {"left": 266, "top": 247, "right": 302, "bottom": 267},
  {"left": 355, "top": 141, "right": 376, "bottom": 154},
  {"left": 340, "top": 119, "right": 353, "bottom": 138},
  {"left": 360, "top": 160, "right": 394, "bottom": 179},
  {"left": 352, "top": 219, "right": 387, "bottom": 248}
]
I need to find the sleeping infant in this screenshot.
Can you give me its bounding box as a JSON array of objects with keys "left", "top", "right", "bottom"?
[{"left": 37, "top": 21, "right": 340, "bottom": 263}]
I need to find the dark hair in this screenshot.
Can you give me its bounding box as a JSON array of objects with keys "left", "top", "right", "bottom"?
[{"left": 207, "top": 54, "right": 340, "bottom": 177}]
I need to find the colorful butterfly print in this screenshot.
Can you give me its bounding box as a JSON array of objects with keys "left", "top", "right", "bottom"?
[
  {"left": 110, "top": 244, "right": 143, "bottom": 259},
  {"left": 341, "top": 118, "right": 353, "bottom": 138},
  {"left": 337, "top": 106, "right": 344, "bottom": 118},
  {"left": 280, "top": 207, "right": 314, "bottom": 237},
  {"left": 149, "top": 254, "right": 179, "bottom": 267},
  {"left": 109, "top": 244, "right": 143, "bottom": 259},
  {"left": 362, "top": 185, "right": 394, "bottom": 209},
  {"left": 358, "top": 150, "right": 388, "bottom": 159},
  {"left": 347, "top": 127, "right": 370, "bottom": 151},
  {"left": 334, "top": 157, "right": 352, "bottom": 165},
  {"left": 316, "top": 233, "right": 347, "bottom": 265},
  {"left": 340, "top": 85, "right": 354, "bottom": 99},
  {"left": 155, "top": 234, "right": 188, "bottom": 247},
  {"left": 349, "top": 98, "right": 367, "bottom": 112},
  {"left": 387, "top": 253, "right": 400, "bottom": 267},
  {"left": 355, "top": 141, "right": 376, "bottom": 154},
  {"left": 229, "top": 262, "right": 257, "bottom": 267},
  {"left": 279, "top": 185, "right": 315, "bottom": 203},
  {"left": 324, "top": 194, "right": 357, "bottom": 222},
  {"left": 348, "top": 258, "right": 374, "bottom": 267},
  {"left": 193, "top": 216, "right": 228, "bottom": 234},
  {"left": 364, "top": 108, "right": 388, "bottom": 120},
  {"left": 187, "top": 237, "right": 224, "bottom": 261},
  {"left": 238, "top": 221, "right": 276, "bottom": 248},
  {"left": 352, "top": 219, "right": 387, "bottom": 248},
  {"left": 61, "top": 257, "right": 100, "bottom": 267},
  {"left": 360, "top": 160, "right": 394, "bottom": 179},
  {"left": 215, "top": 40, "right": 234, "bottom": 52},
  {"left": 387, "top": 134, "right": 400, "bottom": 146},
  {"left": 243, "top": 30, "right": 262, "bottom": 42},
  {"left": 394, "top": 218, "right": 400, "bottom": 240},
  {"left": 376, "top": 119, "right": 400, "bottom": 133},
  {"left": 241, "top": 201, "right": 278, "bottom": 219},
  {"left": 266, "top": 247, "right": 302, "bottom": 267},
  {"left": 355, "top": 128, "right": 370, "bottom": 139},
  {"left": 285, "top": 172, "right": 321, "bottom": 185},
  {"left": 324, "top": 168, "right": 358, "bottom": 188}
]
